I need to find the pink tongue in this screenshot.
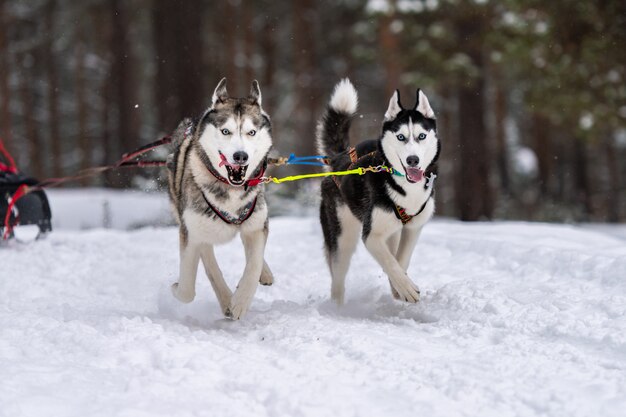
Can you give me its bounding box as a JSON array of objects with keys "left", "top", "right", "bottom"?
[
  {"left": 406, "top": 168, "right": 424, "bottom": 182},
  {"left": 218, "top": 153, "right": 240, "bottom": 169}
]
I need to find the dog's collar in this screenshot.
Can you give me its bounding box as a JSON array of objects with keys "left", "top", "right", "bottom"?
[{"left": 205, "top": 158, "right": 231, "bottom": 185}]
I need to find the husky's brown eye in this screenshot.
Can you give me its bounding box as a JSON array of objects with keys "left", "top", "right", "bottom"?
[
  {"left": 248, "top": 130, "right": 256, "bottom": 136},
  {"left": 221, "top": 128, "right": 231, "bottom": 135},
  {"left": 418, "top": 133, "right": 427, "bottom": 140}
]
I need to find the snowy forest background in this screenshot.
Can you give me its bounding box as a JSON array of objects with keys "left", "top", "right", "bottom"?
[{"left": 0, "top": 0, "right": 625, "bottom": 223}]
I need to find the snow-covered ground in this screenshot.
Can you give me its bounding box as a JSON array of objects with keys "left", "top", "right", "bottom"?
[
  {"left": 45, "top": 188, "right": 173, "bottom": 230},
  {"left": 1, "top": 192, "right": 626, "bottom": 417}
]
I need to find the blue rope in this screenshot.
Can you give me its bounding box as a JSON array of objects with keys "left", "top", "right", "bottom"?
[{"left": 285, "top": 153, "right": 328, "bottom": 167}]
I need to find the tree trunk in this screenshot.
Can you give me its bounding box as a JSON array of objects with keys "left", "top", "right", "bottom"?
[
  {"left": 604, "top": 133, "right": 620, "bottom": 222},
  {"left": 532, "top": 113, "right": 552, "bottom": 196},
  {"left": 109, "top": 0, "right": 139, "bottom": 187},
  {"left": 493, "top": 75, "right": 509, "bottom": 196},
  {"left": 455, "top": 20, "right": 493, "bottom": 221},
  {"left": 293, "top": 0, "right": 318, "bottom": 160},
  {"left": 436, "top": 88, "right": 455, "bottom": 217},
  {"left": 0, "top": 0, "right": 13, "bottom": 155},
  {"left": 91, "top": 2, "right": 114, "bottom": 186},
  {"left": 20, "top": 53, "right": 44, "bottom": 179},
  {"left": 243, "top": 3, "right": 254, "bottom": 84},
  {"left": 102, "top": 71, "right": 114, "bottom": 186},
  {"left": 260, "top": 16, "right": 276, "bottom": 110},
  {"left": 152, "top": 0, "right": 179, "bottom": 132},
  {"left": 175, "top": 2, "right": 204, "bottom": 115},
  {"left": 573, "top": 134, "right": 592, "bottom": 219},
  {"left": 75, "top": 16, "right": 90, "bottom": 184},
  {"left": 378, "top": 1, "right": 401, "bottom": 95},
  {"left": 153, "top": 0, "right": 204, "bottom": 131},
  {"left": 42, "top": 0, "right": 62, "bottom": 178},
  {"left": 222, "top": 1, "right": 237, "bottom": 88}
]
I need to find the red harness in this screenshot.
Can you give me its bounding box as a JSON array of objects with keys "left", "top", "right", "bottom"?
[{"left": 202, "top": 192, "right": 258, "bottom": 226}]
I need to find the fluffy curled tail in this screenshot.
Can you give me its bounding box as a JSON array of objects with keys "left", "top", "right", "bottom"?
[{"left": 316, "top": 78, "right": 358, "bottom": 158}]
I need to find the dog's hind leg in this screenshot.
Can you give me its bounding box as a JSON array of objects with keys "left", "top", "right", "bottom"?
[
  {"left": 199, "top": 244, "right": 232, "bottom": 315},
  {"left": 328, "top": 206, "right": 360, "bottom": 305},
  {"left": 171, "top": 238, "right": 200, "bottom": 303},
  {"left": 386, "top": 231, "right": 402, "bottom": 300},
  {"left": 259, "top": 260, "right": 274, "bottom": 286},
  {"left": 227, "top": 229, "right": 266, "bottom": 320}
]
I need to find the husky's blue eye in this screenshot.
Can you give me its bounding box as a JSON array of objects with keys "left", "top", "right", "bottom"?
[
  {"left": 221, "top": 128, "right": 231, "bottom": 135},
  {"left": 396, "top": 134, "right": 406, "bottom": 141},
  {"left": 248, "top": 130, "right": 256, "bottom": 136},
  {"left": 418, "top": 133, "right": 427, "bottom": 140}
]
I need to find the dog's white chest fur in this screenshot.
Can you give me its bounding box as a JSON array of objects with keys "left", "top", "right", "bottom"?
[{"left": 183, "top": 209, "right": 238, "bottom": 244}]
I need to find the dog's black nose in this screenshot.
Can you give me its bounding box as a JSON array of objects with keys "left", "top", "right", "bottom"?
[
  {"left": 406, "top": 155, "right": 419, "bottom": 167},
  {"left": 233, "top": 151, "right": 249, "bottom": 165}
]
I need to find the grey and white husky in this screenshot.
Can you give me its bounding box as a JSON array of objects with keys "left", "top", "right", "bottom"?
[
  {"left": 316, "top": 79, "right": 440, "bottom": 305},
  {"left": 167, "top": 78, "right": 274, "bottom": 320}
]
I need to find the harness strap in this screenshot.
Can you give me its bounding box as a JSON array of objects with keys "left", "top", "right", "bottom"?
[
  {"left": 0, "top": 139, "right": 17, "bottom": 174},
  {"left": 244, "top": 161, "right": 267, "bottom": 187},
  {"left": 119, "top": 136, "right": 172, "bottom": 163},
  {"left": 0, "top": 162, "right": 15, "bottom": 173},
  {"left": 393, "top": 189, "right": 433, "bottom": 225},
  {"left": 2, "top": 184, "right": 27, "bottom": 239},
  {"left": 348, "top": 147, "right": 359, "bottom": 164},
  {"left": 347, "top": 147, "right": 377, "bottom": 169},
  {"left": 394, "top": 205, "right": 413, "bottom": 225},
  {"left": 206, "top": 160, "right": 231, "bottom": 186},
  {"left": 202, "top": 192, "right": 257, "bottom": 225}
]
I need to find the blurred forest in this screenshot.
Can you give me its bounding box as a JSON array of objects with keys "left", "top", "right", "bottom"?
[{"left": 0, "top": 0, "right": 625, "bottom": 222}]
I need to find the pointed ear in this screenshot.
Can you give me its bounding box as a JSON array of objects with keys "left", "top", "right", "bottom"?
[
  {"left": 249, "top": 80, "right": 262, "bottom": 105},
  {"left": 212, "top": 77, "right": 228, "bottom": 106},
  {"left": 384, "top": 90, "right": 402, "bottom": 121},
  {"left": 415, "top": 89, "right": 435, "bottom": 119}
]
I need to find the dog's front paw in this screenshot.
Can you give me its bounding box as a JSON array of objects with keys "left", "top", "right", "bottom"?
[
  {"left": 388, "top": 279, "right": 401, "bottom": 300},
  {"left": 226, "top": 300, "right": 250, "bottom": 320},
  {"left": 226, "top": 288, "right": 255, "bottom": 320},
  {"left": 391, "top": 277, "right": 420, "bottom": 303},
  {"left": 259, "top": 265, "right": 274, "bottom": 286},
  {"left": 216, "top": 291, "right": 233, "bottom": 317},
  {"left": 171, "top": 282, "right": 195, "bottom": 303}
]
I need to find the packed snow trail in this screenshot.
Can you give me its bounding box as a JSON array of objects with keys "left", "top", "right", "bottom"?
[{"left": 1, "top": 218, "right": 625, "bottom": 417}]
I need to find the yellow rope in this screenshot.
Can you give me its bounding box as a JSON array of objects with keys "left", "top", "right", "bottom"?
[{"left": 262, "top": 165, "right": 398, "bottom": 184}]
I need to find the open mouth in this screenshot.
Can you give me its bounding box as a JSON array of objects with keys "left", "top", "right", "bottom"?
[
  {"left": 219, "top": 153, "right": 249, "bottom": 186},
  {"left": 403, "top": 165, "right": 424, "bottom": 183}
]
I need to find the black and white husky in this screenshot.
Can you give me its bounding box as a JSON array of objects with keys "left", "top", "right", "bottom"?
[
  {"left": 167, "top": 78, "right": 274, "bottom": 320},
  {"left": 316, "top": 79, "right": 440, "bottom": 305}
]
